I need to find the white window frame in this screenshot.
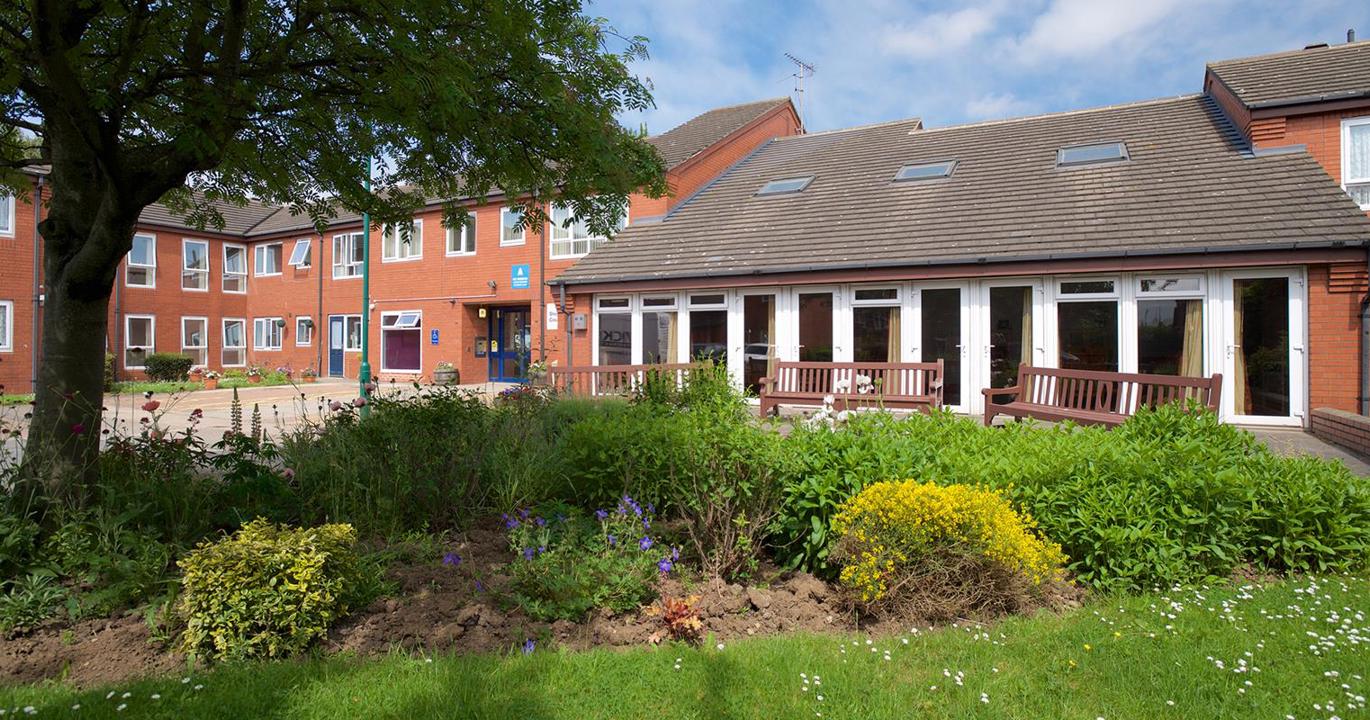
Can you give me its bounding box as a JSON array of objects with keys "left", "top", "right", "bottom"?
[
  {"left": 332, "top": 232, "right": 364, "bottom": 279},
  {"left": 288, "top": 238, "right": 312, "bottom": 268},
  {"left": 549, "top": 203, "right": 625, "bottom": 259},
  {"left": 126, "top": 233, "right": 157, "bottom": 288},
  {"left": 0, "top": 300, "right": 12, "bottom": 351},
  {"left": 382, "top": 219, "right": 423, "bottom": 262},
  {"left": 446, "top": 214, "right": 476, "bottom": 256},
  {"left": 181, "top": 239, "right": 210, "bottom": 292},
  {"left": 222, "top": 243, "right": 247, "bottom": 293},
  {"left": 295, "top": 316, "right": 314, "bottom": 346},
  {"left": 849, "top": 285, "right": 902, "bottom": 306},
  {"left": 1136, "top": 274, "right": 1205, "bottom": 298},
  {"left": 253, "top": 317, "right": 283, "bottom": 350},
  {"left": 222, "top": 318, "right": 247, "bottom": 367},
  {"left": 380, "top": 309, "right": 423, "bottom": 373},
  {"left": 181, "top": 316, "right": 208, "bottom": 366},
  {"left": 254, "top": 242, "right": 283, "bottom": 277},
  {"left": 124, "top": 314, "right": 155, "bottom": 369},
  {"left": 500, "top": 207, "right": 526, "bottom": 247},
  {"left": 344, "top": 315, "right": 363, "bottom": 351},
  {"left": 1340, "top": 116, "right": 1370, "bottom": 210},
  {"left": 0, "top": 194, "right": 14, "bottom": 237},
  {"left": 593, "top": 296, "right": 634, "bottom": 368}
]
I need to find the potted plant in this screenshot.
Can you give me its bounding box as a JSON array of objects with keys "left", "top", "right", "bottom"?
[
  {"left": 202, "top": 369, "right": 221, "bottom": 390},
  {"left": 527, "top": 359, "right": 549, "bottom": 386},
  {"left": 301, "top": 367, "right": 318, "bottom": 384},
  {"left": 276, "top": 365, "right": 293, "bottom": 380},
  {"left": 433, "top": 361, "right": 459, "bottom": 385},
  {"left": 247, "top": 365, "right": 263, "bottom": 384},
  {"left": 188, "top": 366, "right": 205, "bottom": 383}
]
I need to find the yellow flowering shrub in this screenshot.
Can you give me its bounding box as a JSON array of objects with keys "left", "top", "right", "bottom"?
[{"left": 832, "top": 480, "right": 1066, "bottom": 616}]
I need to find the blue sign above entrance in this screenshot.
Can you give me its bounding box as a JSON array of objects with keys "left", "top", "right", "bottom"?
[{"left": 511, "top": 264, "right": 531, "bottom": 290}]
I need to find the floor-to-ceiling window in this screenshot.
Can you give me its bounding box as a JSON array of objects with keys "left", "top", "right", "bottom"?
[
  {"left": 851, "top": 287, "right": 900, "bottom": 363},
  {"left": 797, "top": 290, "right": 834, "bottom": 362},
  {"left": 1231, "top": 276, "right": 1291, "bottom": 418},
  {"left": 1136, "top": 275, "right": 1204, "bottom": 376},
  {"left": 1056, "top": 279, "right": 1119, "bottom": 372},
  {"left": 742, "top": 293, "right": 776, "bottom": 394},
  {"left": 689, "top": 293, "right": 728, "bottom": 365},
  {"left": 988, "top": 284, "right": 1034, "bottom": 398},
  {"left": 641, "top": 296, "right": 678, "bottom": 364},
  {"left": 920, "top": 287, "right": 964, "bottom": 407},
  {"left": 596, "top": 298, "right": 632, "bottom": 365}
]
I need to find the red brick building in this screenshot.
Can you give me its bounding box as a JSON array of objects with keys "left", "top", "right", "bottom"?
[{"left": 0, "top": 98, "right": 801, "bottom": 392}]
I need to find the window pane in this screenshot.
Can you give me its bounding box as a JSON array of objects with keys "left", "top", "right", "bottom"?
[
  {"left": 184, "top": 242, "right": 208, "bottom": 270},
  {"left": 502, "top": 209, "right": 524, "bottom": 244},
  {"left": 597, "top": 298, "right": 629, "bottom": 310},
  {"left": 1233, "top": 277, "right": 1290, "bottom": 417},
  {"left": 742, "top": 295, "right": 775, "bottom": 394},
  {"left": 1139, "top": 277, "right": 1201, "bottom": 294},
  {"left": 289, "top": 239, "right": 311, "bottom": 266},
  {"left": 988, "top": 286, "right": 1032, "bottom": 400},
  {"left": 1058, "top": 142, "right": 1127, "bottom": 166},
  {"left": 1057, "top": 301, "right": 1118, "bottom": 372},
  {"left": 853, "top": 306, "right": 898, "bottom": 362},
  {"left": 1060, "top": 280, "right": 1114, "bottom": 294},
  {"left": 130, "top": 236, "right": 154, "bottom": 266},
  {"left": 690, "top": 293, "right": 726, "bottom": 307},
  {"left": 346, "top": 317, "right": 362, "bottom": 350},
  {"left": 642, "top": 297, "right": 676, "bottom": 308},
  {"left": 798, "top": 292, "right": 833, "bottom": 362},
  {"left": 1138, "top": 299, "right": 1204, "bottom": 376},
  {"left": 689, "top": 310, "right": 727, "bottom": 365},
  {"left": 854, "top": 288, "right": 899, "bottom": 302},
  {"left": 1348, "top": 122, "right": 1370, "bottom": 180},
  {"left": 383, "top": 328, "right": 421, "bottom": 371},
  {"left": 224, "top": 246, "right": 245, "bottom": 274},
  {"left": 894, "top": 161, "right": 955, "bottom": 181},
  {"left": 643, "top": 311, "right": 678, "bottom": 365},
  {"left": 0, "top": 196, "right": 10, "bottom": 232},
  {"left": 597, "top": 312, "right": 632, "bottom": 365},
  {"left": 758, "top": 176, "right": 813, "bottom": 194},
  {"left": 921, "top": 288, "right": 962, "bottom": 406}
]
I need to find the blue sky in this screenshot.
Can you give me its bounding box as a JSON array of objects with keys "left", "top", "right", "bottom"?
[{"left": 595, "top": 0, "right": 1370, "bottom": 134}]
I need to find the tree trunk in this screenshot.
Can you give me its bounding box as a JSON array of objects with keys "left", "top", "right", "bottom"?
[{"left": 24, "top": 205, "right": 130, "bottom": 506}]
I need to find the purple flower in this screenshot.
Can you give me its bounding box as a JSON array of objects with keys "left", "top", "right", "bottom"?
[
  {"left": 657, "top": 558, "right": 673, "bottom": 574},
  {"left": 518, "top": 508, "right": 530, "bottom": 520},
  {"left": 639, "top": 536, "right": 653, "bottom": 551},
  {"left": 522, "top": 547, "right": 535, "bottom": 561},
  {"left": 646, "top": 503, "right": 655, "bottom": 515},
  {"left": 522, "top": 639, "right": 536, "bottom": 655},
  {"left": 474, "top": 579, "right": 485, "bottom": 593},
  {"left": 595, "top": 509, "right": 608, "bottom": 521},
  {"left": 502, "top": 513, "right": 519, "bottom": 530},
  {"left": 538, "top": 545, "right": 547, "bottom": 555},
  {"left": 607, "top": 534, "right": 616, "bottom": 547},
  {"left": 442, "top": 552, "right": 461, "bottom": 567},
  {"left": 534, "top": 516, "right": 546, "bottom": 528},
  {"left": 642, "top": 517, "right": 651, "bottom": 531},
  {"left": 671, "top": 546, "right": 680, "bottom": 561}
]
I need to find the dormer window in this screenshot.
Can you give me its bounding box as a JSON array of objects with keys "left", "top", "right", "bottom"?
[
  {"left": 1057, "top": 142, "right": 1129, "bottom": 167},
  {"left": 757, "top": 176, "right": 813, "bottom": 195},
  {"left": 894, "top": 160, "right": 957, "bottom": 182}
]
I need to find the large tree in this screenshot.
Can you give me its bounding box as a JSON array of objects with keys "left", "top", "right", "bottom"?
[{"left": 0, "top": 0, "right": 665, "bottom": 497}]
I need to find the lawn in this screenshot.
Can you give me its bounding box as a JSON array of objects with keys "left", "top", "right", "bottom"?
[{"left": 2, "top": 574, "right": 1365, "bottom": 719}]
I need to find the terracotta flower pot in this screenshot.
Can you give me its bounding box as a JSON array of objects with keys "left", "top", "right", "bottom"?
[
  {"left": 302, "top": 375, "right": 316, "bottom": 384},
  {"left": 248, "top": 374, "right": 262, "bottom": 384},
  {"left": 203, "top": 378, "right": 219, "bottom": 390}
]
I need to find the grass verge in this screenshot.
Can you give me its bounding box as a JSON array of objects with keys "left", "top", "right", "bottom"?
[{"left": 1, "top": 574, "right": 1365, "bottom": 719}]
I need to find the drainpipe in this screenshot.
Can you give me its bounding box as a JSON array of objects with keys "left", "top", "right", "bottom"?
[
  {"left": 316, "top": 232, "right": 323, "bottom": 375},
  {"left": 559, "top": 283, "right": 571, "bottom": 368},
  {"left": 30, "top": 175, "right": 43, "bottom": 393},
  {"left": 1361, "top": 245, "right": 1370, "bottom": 415},
  {"left": 538, "top": 215, "right": 546, "bottom": 362}
]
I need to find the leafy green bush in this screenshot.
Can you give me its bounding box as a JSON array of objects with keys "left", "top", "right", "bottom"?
[
  {"left": 504, "top": 500, "right": 671, "bottom": 622},
  {"left": 142, "top": 352, "right": 195, "bottom": 382},
  {"left": 103, "top": 352, "right": 115, "bottom": 391},
  {"left": 0, "top": 573, "right": 67, "bottom": 634},
  {"left": 178, "top": 519, "right": 365, "bottom": 660},
  {"left": 773, "top": 404, "right": 1370, "bottom": 593}
]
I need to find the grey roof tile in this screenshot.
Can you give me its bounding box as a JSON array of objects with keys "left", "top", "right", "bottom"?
[
  {"left": 1208, "top": 40, "right": 1370, "bottom": 107},
  {"left": 556, "top": 95, "right": 1370, "bottom": 285},
  {"left": 647, "top": 98, "right": 796, "bottom": 169}
]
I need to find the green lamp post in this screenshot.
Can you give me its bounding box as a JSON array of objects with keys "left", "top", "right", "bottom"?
[{"left": 358, "top": 157, "right": 373, "bottom": 417}]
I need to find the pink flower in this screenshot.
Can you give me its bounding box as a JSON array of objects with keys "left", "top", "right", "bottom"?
[
  {"left": 70, "top": 423, "right": 85, "bottom": 435},
  {"left": 329, "top": 400, "right": 343, "bottom": 412},
  {"left": 142, "top": 400, "right": 161, "bottom": 412},
  {"left": 282, "top": 468, "right": 296, "bottom": 480},
  {"left": 352, "top": 397, "right": 367, "bottom": 408}
]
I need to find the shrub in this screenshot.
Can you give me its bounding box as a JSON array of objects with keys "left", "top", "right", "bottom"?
[
  {"left": 0, "top": 573, "right": 67, "bottom": 634},
  {"left": 831, "top": 480, "right": 1066, "bottom": 619},
  {"left": 178, "top": 519, "right": 364, "bottom": 660},
  {"left": 103, "top": 352, "right": 115, "bottom": 391},
  {"left": 142, "top": 353, "right": 195, "bottom": 382},
  {"left": 504, "top": 500, "right": 672, "bottom": 622}
]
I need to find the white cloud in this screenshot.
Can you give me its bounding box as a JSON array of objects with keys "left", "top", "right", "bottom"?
[
  {"left": 1015, "top": 0, "right": 1189, "bottom": 61},
  {"left": 964, "top": 92, "right": 1040, "bottom": 120},
  {"left": 880, "top": 6, "right": 999, "bottom": 59}
]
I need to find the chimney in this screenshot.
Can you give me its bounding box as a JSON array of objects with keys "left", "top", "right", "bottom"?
[{"left": 1351, "top": 28, "right": 1357, "bottom": 43}]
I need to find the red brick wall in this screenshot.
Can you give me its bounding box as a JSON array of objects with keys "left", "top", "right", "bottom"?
[
  {"left": 0, "top": 181, "right": 41, "bottom": 394},
  {"left": 1310, "top": 407, "right": 1370, "bottom": 456},
  {"left": 1203, "top": 72, "right": 1253, "bottom": 140},
  {"left": 1306, "top": 263, "right": 1365, "bottom": 413},
  {"left": 666, "top": 107, "right": 802, "bottom": 211}
]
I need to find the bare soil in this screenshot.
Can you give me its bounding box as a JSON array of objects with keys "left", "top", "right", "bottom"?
[{"left": 0, "top": 518, "right": 1073, "bottom": 688}]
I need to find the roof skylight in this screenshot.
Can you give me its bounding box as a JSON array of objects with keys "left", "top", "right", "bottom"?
[
  {"left": 894, "top": 160, "right": 957, "bottom": 182},
  {"left": 756, "top": 176, "right": 814, "bottom": 195},
  {"left": 1057, "top": 142, "right": 1129, "bottom": 167}
]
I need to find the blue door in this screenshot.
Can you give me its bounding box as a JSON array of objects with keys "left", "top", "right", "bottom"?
[
  {"left": 328, "top": 316, "right": 346, "bottom": 377},
  {"left": 488, "top": 308, "right": 531, "bottom": 381}
]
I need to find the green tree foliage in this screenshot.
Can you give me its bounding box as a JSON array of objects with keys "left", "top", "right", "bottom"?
[{"left": 0, "top": 0, "right": 666, "bottom": 494}]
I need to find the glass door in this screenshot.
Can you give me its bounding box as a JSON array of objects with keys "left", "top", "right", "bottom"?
[
  {"left": 489, "top": 308, "right": 531, "bottom": 381},
  {"left": 741, "top": 292, "right": 777, "bottom": 395},
  {"left": 328, "top": 316, "right": 345, "bottom": 377},
  {"left": 981, "top": 280, "right": 1041, "bottom": 406},
  {"left": 796, "top": 287, "right": 837, "bottom": 362},
  {"left": 1223, "top": 271, "right": 1303, "bottom": 425},
  {"left": 915, "top": 284, "right": 968, "bottom": 411}
]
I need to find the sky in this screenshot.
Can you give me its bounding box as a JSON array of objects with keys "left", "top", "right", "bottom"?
[{"left": 594, "top": 0, "right": 1370, "bottom": 134}]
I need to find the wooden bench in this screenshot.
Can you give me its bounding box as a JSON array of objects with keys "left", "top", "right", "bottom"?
[
  {"left": 759, "top": 360, "right": 943, "bottom": 417},
  {"left": 547, "top": 363, "right": 700, "bottom": 397},
  {"left": 982, "top": 366, "right": 1222, "bottom": 427}
]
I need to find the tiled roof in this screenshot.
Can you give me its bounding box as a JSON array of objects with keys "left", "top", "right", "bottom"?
[
  {"left": 137, "top": 195, "right": 282, "bottom": 236},
  {"left": 1207, "top": 40, "right": 1370, "bottom": 107},
  {"left": 556, "top": 95, "right": 1370, "bottom": 285},
  {"left": 647, "top": 98, "right": 796, "bottom": 169}
]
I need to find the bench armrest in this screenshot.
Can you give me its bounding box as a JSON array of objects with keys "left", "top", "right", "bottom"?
[
  {"left": 757, "top": 376, "right": 773, "bottom": 393},
  {"left": 982, "top": 384, "right": 1021, "bottom": 399}
]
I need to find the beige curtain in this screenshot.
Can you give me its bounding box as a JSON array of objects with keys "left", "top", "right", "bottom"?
[
  {"left": 1179, "top": 300, "right": 1204, "bottom": 377},
  {"left": 766, "top": 301, "right": 777, "bottom": 379},
  {"left": 1020, "top": 288, "right": 1033, "bottom": 367},
  {"left": 887, "top": 307, "right": 901, "bottom": 363},
  {"left": 665, "top": 312, "right": 679, "bottom": 363},
  {"left": 1233, "top": 292, "right": 1249, "bottom": 414}
]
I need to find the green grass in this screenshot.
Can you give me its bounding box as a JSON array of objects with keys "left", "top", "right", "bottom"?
[
  {"left": 2, "top": 575, "right": 1366, "bottom": 719},
  {"left": 108, "top": 375, "right": 298, "bottom": 395},
  {"left": 0, "top": 393, "right": 34, "bottom": 406}
]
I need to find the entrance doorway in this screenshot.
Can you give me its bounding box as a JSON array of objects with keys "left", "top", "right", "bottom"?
[
  {"left": 489, "top": 307, "right": 532, "bottom": 381},
  {"left": 1222, "top": 270, "right": 1304, "bottom": 425},
  {"left": 328, "top": 315, "right": 346, "bottom": 377}
]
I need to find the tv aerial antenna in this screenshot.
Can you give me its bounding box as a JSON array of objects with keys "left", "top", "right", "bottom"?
[{"left": 785, "top": 52, "right": 815, "bottom": 127}]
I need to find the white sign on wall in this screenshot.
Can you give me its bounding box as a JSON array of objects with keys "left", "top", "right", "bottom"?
[{"left": 546, "top": 303, "right": 559, "bottom": 331}]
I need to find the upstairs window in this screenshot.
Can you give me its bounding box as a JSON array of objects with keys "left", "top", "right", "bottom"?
[
  {"left": 382, "top": 219, "right": 422, "bottom": 261},
  {"left": 332, "top": 232, "right": 364, "bottom": 278},
  {"left": 0, "top": 194, "right": 13, "bottom": 236},
  {"left": 254, "top": 243, "right": 282, "bottom": 276},
  {"left": 127, "top": 234, "right": 156, "bottom": 288},
  {"left": 1057, "top": 142, "right": 1129, "bottom": 167},
  {"left": 894, "top": 161, "right": 956, "bottom": 182},
  {"left": 1343, "top": 117, "right": 1370, "bottom": 209},
  {"left": 181, "top": 239, "right": 209, "bottom": 290},
  {"left": 501, "top": 208, "right": 526, "bottom": 246},
  {"left": 550, "top": 204, "right": 623, "bottom": 259},
  {"left": 446, "top": 213, "right": 476, "bottom": 256},
  {"left": 288, "top": 238, "right": 312, "bottom": 268},
  {"left": 223, "top": 244, "right": 247, "bottom": 292},
  {"left": 756, "top": 176, "right": 814, "bottom": 195}
]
